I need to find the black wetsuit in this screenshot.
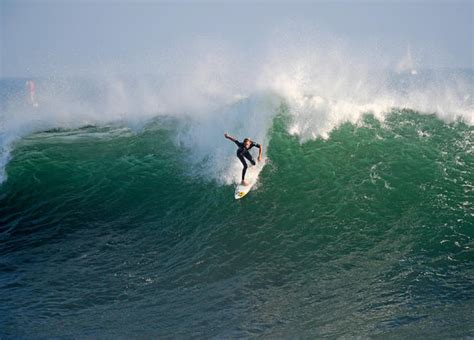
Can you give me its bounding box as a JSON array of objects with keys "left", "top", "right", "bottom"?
[{"left": 234, "top": 140, "right": 260, "bottom": 181}]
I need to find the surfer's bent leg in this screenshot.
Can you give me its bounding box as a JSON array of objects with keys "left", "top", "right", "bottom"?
[
  {"left": 237, "top": 153, "right": 248, "bottom": 181},
  {"left": 243, "top": 152, "right": 256, "bottom": 166}
]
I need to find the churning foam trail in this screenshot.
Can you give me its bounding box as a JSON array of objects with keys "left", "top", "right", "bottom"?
[
  {"left": 176, "top": 93, "right": 278, "bottom": 184},
  {"left": 1, "top": 36, "right": 472, "bottom": 184},
  {"left": 0, "top": 144, "right": 11, "bottom": 184}
]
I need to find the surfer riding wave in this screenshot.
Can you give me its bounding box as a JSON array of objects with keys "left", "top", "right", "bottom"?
[{"left": 224, "top": 133, "right": 263, "bottom": 186}]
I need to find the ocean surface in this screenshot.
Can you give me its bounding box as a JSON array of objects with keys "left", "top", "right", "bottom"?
[{"left": 0, "top": 69, "right": 473, "bottom": 337}]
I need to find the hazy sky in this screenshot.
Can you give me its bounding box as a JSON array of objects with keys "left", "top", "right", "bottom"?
[{"left": 1, "top": 0, "right": 473, "bottom": 78}]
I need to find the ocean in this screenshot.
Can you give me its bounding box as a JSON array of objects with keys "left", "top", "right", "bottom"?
[{"left": 0, "top": 68, "right": 473, "bottom": 337}]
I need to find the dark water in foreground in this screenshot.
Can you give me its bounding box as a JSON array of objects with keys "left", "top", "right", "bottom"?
[{"left": 0, "top": 107, "right": 473, "bottom": 337}]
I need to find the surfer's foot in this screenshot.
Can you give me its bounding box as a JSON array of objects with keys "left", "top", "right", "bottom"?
[{"left": 241, "top": 180, "right": 249, "bottom": 186}]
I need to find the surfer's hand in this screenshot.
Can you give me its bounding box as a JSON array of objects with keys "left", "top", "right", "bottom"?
[{"left": 258, "top": 156, "right": 262, "bottom": 162}]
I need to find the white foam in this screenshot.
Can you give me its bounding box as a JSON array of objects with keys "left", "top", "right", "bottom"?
[
  {"left": 176, "top": 94, "right": 277, "bottom": 185},
  {"left": 1, "top": 33, "right": 472, "bottom": 185},
  {"left": 258, "top": 37, "right": 473, "bottom": 141}
]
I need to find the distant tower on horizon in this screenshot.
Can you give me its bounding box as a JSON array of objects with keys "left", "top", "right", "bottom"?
[
  {"left": 26, "top": 80, "right": 39, "bottom": 107},
  {"left": 396, "top": 45, "right": 418, "bottom": 75}
]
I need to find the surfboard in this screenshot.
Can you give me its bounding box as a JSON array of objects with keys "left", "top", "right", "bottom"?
[
  {"left": 234, "top": 179, "right": 256, "bottom": 199},
  {"left": 234, "top": 161, "right": 264, "bottom": 200}
]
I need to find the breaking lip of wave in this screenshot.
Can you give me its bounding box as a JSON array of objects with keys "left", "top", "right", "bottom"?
[{"left": 1, "top": 45, "right": 473, "bottom": 185}]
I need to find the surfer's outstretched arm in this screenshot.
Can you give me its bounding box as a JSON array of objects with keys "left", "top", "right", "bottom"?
[
  {"left": 224, "top": 133, "right": 237, "bottom": 142},
  {"left": 258, "top": 145, "right": 263, "bottom": 162}
]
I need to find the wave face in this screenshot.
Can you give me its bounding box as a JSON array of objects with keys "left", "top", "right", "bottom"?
[{"left": 0, "top": 67, "right": 473, "bottom": 337}]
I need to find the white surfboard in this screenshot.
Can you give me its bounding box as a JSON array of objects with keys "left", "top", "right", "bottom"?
[
  {"left": 234, "top": 161, "right": 265, "bottom": 200},
  {"left": 234, "top": 178, "right": 256, "bottom": 199}
]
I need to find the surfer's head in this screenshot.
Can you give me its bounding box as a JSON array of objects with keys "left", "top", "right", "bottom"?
[{"left": 243, "top": 138, "right": 252, "bottom": 149}]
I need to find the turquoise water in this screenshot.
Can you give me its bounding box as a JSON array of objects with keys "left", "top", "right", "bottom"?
[{"left": 1, "top": 93, "right": 473, "bottom": 337}]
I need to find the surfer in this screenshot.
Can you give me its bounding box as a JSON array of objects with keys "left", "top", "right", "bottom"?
[{"left": 224, "top": 133, "right": 263, "bottom": 186}]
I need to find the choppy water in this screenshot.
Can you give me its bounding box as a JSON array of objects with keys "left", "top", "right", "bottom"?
[{"left": 1, "top": 87, "right": 473, "bottom": 337}]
